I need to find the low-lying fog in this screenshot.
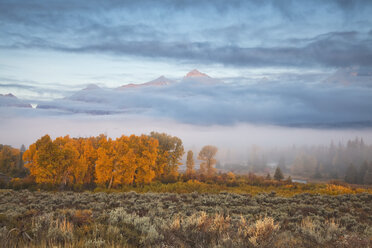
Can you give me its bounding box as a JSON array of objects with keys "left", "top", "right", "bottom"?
[{"left": 2, "top": 114, "right": 372, "bottom": 163}]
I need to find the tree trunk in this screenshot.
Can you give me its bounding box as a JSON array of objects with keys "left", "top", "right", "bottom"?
[{"left": 108, "top": 174, "right": 114, "bottom": 189}]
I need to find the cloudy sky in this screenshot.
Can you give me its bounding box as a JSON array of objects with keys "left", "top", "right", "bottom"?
[
  {"left": 1, "top": 0, "right": 372, "bottom": 148},
  {"left": 1, "top": 0, "right": 372, "bottom": 91}
]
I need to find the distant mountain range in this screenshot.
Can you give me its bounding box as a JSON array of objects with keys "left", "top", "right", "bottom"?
[
  {"left": 1, "top": 69, "right": 372, "bottom": 127},
  {"left": 117, "top": 69, "right": 220, "bottom": 90}
]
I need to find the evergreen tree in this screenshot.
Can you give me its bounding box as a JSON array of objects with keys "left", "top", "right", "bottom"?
[
  {"left": 312, "top": 163, "right": 322, "bottom": 179},
  {"left": 274, "top": 167, "right": 284, "bottom": 181},
  {"left": 363, "top": 163, "right": 372, "bottom": 185},
  {"left": 357, "top": 161, "right": 368, "bottom": 184},
  {"left": 344, "top": 163, "right": 357, "bottom": 184},
  {"left": 265, "top": 172, "right": 271, "bottom": 180}
]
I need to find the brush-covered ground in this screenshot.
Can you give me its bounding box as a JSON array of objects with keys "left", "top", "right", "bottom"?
[{"left": 1, "top": 188, "right": 372, "bottom": 248}]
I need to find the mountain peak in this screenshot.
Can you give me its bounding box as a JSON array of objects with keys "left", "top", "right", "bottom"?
[
  {"left": 144, "top": 75, "right": 173, "bottom": 86},
  {"left": 83, "top": 84, "right": 101, "bottom": 90},
  {"left": 185, "top": 69, "right": 209, "bottom": 78},
  {"left": 157, "top": 75, "right": 167, "bottom": 80},
  {"left": 0, "top": 93, "right": 16, "bottom": 98},
  {"left": 150, "top": 75, "right": 169, "bottom": 83},
  {"left": 118, "top": 75, "right": 173, "bottom": 90}
]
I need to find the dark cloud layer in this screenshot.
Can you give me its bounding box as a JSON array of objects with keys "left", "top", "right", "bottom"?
[
  {"left": 2, "top": 31, "right": 372, "bottom": 68},
  {"left": 1, "top": 0, "right": 372, "bottom": 68}
]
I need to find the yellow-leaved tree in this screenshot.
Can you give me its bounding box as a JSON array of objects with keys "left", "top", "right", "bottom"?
[
  {"left": 150, "top": 132, "right": 184, "bottom": 182},
  {"left": 23, "top": 135, "right": 63, "bottom": 185},
  {"left": 75, "top": 137, "right": 98, "bottom": 186},
  {"left": 186, "top": 150, "right": 196, "bottom": 178},
  {"left": 95, "top": 135, "right": 159, "bottom": 188},
  {"left": 95, "top": 137, "right": 117, "bottom": 189},
  {"left": 129, "top": 135, "right": 159, "bottom": 185}
]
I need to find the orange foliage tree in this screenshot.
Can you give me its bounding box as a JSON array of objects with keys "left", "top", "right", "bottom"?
[
  {"left": 95, "top": 135, "right": 159, "bottom": 188},
  {"left": 23, "top": 135, "right": 62, "bottom": 185},
  {"left": 150, "top": 132, "right": 184, "bottom": 182},
  {"left": 128, "top": 135, "right": 159, "bottom": 185},
  {"left": 185, "top": 150, "right": 196, "bottom": 178}
]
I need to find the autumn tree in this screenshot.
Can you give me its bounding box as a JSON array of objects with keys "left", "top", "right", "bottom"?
[
  {"left": 95, "top": 135, "right": 159, "bottom": 188},
  {"left": 74, "top": 138, "right": 98, "bottom": 186},
  {"left": 95, "top": 136, "right": 119, "bottom": 189},
  {"left": 23, "top": 135, "right": 90, "bottom": 188},
  {"left": 198, "top": 145, "right": 218, "bottom": 177},
  {"left": 54, "top": 136, "right": 85, "bottom": 187},
  {"left": 227, "top": 171, "right": 236, "bottom": 182},
  {"left": 150, "top": 132, "right": 184, "bottom": 182},
  {"left": 185, "top": 150, "right": 195, "bottom": 178},
  {"left": 274, "top": 167, "right": 284, "bottom": 181},
  {"left": 128, "top": 135, "right": 159, "bottom": 185},
  {"left": 23, "top": 135, "right": 61, "bottom": 185}
]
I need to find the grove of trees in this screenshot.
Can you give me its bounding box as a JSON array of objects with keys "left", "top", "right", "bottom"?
[
  {"left": 14, "top": 132, "right": 222, "bottom": 189},
  {"left": 21, "top": 132, "right": 187, "bottom": 189}
]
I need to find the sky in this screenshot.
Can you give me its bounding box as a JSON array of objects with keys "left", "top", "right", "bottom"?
[
  {"left": 1, "top": 0, "right": 372, "bottom": 92},
  {"left": 1, "top": 0, "right": 372, "bottom": 150}
]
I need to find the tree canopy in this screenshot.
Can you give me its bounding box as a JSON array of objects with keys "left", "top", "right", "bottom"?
[{"left": 198, "top": 145, "right": 218, "bottom": 177}]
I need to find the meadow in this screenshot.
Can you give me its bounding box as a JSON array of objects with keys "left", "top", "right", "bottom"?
[{"left": 1, "top": 186, "right": 372, "bottom": 248}]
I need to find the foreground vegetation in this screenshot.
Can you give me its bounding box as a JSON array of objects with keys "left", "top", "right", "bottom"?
[
  {"left": 1, "top": 190, "right": 371, "bottom": 247},
  {"left": 92, "top": 180, "right": 372, "bottom": 197},
  {"left": 1, "top": 133, "right": 372, "bottom": 247}
]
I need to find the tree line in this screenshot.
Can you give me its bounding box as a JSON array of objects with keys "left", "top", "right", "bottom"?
[
  {"left": 2, "top": 132, "right": 220, "bottom": 189},
  {"left": 222, "top": 138, "right": 372, "bottom": 185},
  {"left": 2, "top": 134, "right": 372, "bottom": 188}
]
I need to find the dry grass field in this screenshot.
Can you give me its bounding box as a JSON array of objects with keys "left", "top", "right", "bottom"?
[{"left": 1, "top": 189, "right": 371, "bottom": 247}]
